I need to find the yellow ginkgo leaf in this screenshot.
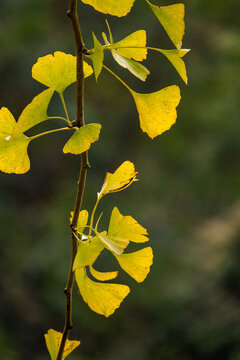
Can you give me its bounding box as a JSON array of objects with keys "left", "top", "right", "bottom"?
[
  {"left": 157, "top": 49, "right": 190, "bottom": 84},
  {"left": 131, "top": 85, "right": 181, "bottom": 139},
  {"left": 113, "top": 30, "right": 147, "bottom": 61},
  {"left": 44, "top": 329, "right": 80, "bottom": 360},
  {"left": 75, "top": 267, "right": 130, "bottom": 317},
  {"left": 98, "top": 161, "right": 137, "bottom": 198},
  {"left": 70, "top": 210, "right": 89, "bottom": 234},
  {"left": 89, "top": 265, "right": 118, "bottom": 281},
  {"left": 81, "top": 0, "right": 135, "bottom": 17},
  {"left": 96, "top": 231, "right": 129, "bottom": 255},
  {"left": 73, "top": 235, "right": 104, "bottom": 270},
  {"left": 63, "top": 123, "right": 101, "bottom": 155},
  {"left": 91, "top": 32, "right": 104, "bottom": 81},
  {"left": 0, "top": 107, "right": 30, "bottom": 174},
  {"left": 114, "top": 247, "right": 153, "bottom": 283},
  {"left": 13, "top": 89, "right": 54, "bottom": 136},
  {"left": 146, "top": 1, "right": 185, "bottom": 49},
  {"left": 32, "top": 51, "right": 93, "bottom": 93},
  {"left": 108, "top": 207, "right": 149, "bottom": 243}
]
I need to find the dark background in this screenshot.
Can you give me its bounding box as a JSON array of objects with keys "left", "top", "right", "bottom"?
[{"left": 0, "top": 0, "right": 240, "bottom": 359}]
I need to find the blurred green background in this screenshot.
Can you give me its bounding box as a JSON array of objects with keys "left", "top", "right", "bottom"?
[{"left": 0, "top": 0, "right": 240, "bottom": 359}]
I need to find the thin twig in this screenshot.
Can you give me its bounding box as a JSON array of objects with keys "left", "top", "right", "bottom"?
[{"left": 56, "top": 1, "right": 90, "bottom": 359}]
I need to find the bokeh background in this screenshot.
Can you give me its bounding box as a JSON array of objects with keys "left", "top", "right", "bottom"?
[{"left": 0, "top": 0, "right": 240, "bottom": 359}]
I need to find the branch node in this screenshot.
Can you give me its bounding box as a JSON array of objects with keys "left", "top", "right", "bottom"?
[{"left": 67, "top": 10, "right": 71, "bottom": 18}]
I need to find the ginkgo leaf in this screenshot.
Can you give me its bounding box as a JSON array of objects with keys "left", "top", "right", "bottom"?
[
  {"left": 12, "top": 89, "right": 54, "bottom": 136},
  {"left": 98, "top": 161, "right": 137, "bottom": 198},
  {"left": 114, "top": 247, "right": 153, "bottom": 283},
  {"left": 75, "top": 267, "right": 130, "bottom": 317},
  {"left": 96, "top": 231, "right": 129, "bottom": 255},
  {"left": 112, "top": 30, "right": 147, "bottom": 61},
  {"left": 32, "top": 51, "right": 93, "bottom": 93},
  {"left": 81, "top": 0, "right": 135, "bottom": 17},
  {"left": 70, "top": 210, "right": 89, "bottom": 234},
  {"left": 130, "top": 85, "right": 181, "bottom": 139},
  {"left": 44, "top": 329, "right": 80, "bottom": 360},
  {"left": 0, "top": 107, "right": 30, "bottom": 174},
  {"left": 146, "top": 1, "right": 185, "bottom": 49},
  {"left": 112, "top": 50, "right": 150, "bottom": 81},
  {"left": 108, "top": 207, "right": 149, "bottom": 243},
  {"left": 73, "top": 235, "right": 104, "bottom": 270},
  {"left": 89, "top": 265, "right": 118, "bottom": 281},
  {"left": 91, "top": 32, "right": 104, "bottom": 81},
  {"left": 158, "top": 49, "right": 190, "bottom": 84},
  {"left": 63, "top": 123, "right": 101, "bottom": 155}
]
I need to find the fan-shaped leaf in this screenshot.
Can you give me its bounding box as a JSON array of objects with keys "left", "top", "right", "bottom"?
[
  {"left": 63, "top": 123, "right": 101, "bottom": 155},
  {"left": 13, "top": 89, "right": 54, "bottom": 136},
  {"left": 75, "top": 267, "right": 130, "bottom": 317},
  {"left": 114, "top": 247, "right": 153, "bottom": 283},
  {"left": 131, "top": 85, "right": 181, "bottom": 139},
  {"left": 89, "top": 265, "right": 118, "bottom": 281},
  {"left": 112, "top": 30, "right": 147, "bottom": 61},
  {"left": 44, "top": 329, "right": 80, "bottom": 360},
  {"left": 73, "top": 235, "right": 104, "bottom": 270},
  {"left": 0, "top": 107, "right": 30, "bottom": 174},
  {"left": 98, "top": 161, "right": 137, "bottom": 198},
  {"left": 146, "top": 1, "right": 185, "bottom": 49},
  {"left": 108, "top": 207, "right": 149, "bottom": 243},
  {"left": 96, "top": 231, "right": 129, "bottom": 255},
  {"left": 81, "top": 0, "right": 135, "bottom": 17},
  {"left": 32, "top": 51, "right": 93, "bottom": 93}
]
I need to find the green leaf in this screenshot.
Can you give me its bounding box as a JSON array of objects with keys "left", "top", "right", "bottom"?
[
  {"left": 131, "top": 85, "right": 181, "bottom": 139},
  {"left": 146, "top": 1, "right": 185, "bottom": 49},
  {"left": 81, "top": 0, "right": 135, "bottom": 17},
  {"left": 32, "top": 51, "right": 93, "bottom": 93},
  {"left": 44, "top": 329, "right": 80, "bottom": 360},
  {"left": 157, "top": 49, "right": 190, "bottom": 84},
  {"left": 75, "top": 267, "right": 130, "bottom": 317},
  {"left": 108, "top": 207, "right": 149, "bottom": 244},
  {"left": 111, "top": 50, "right": 150, "bottom": 81},
  {"left": 12, "top": 89, "right": 54, "bottom": 136},
  {"left": 90, "top": 32, "right": 104, "bottom": 81},
  {"left": 98, "top": 161, "right": 137, "bottom": 198},
  {"left": 111, "top": 30, "right": 147, "bottom": 61},
  {"left": 73, "top": 235, "right": 104, "bottom": 269},
  {"left": 0, "top": 107, "right": 30, "bottom": 174},
  {"left": 89, "top": 265, "right": 118, "bottom": 281},
  {"left": 70, "top": 210, "right": 89, "bottom": 234},
  {"left": 63, "top": 123, "right": 101, "bottom": 155},
  {"left": 114, "top": 247, "right": 153, "bottom": 283}
]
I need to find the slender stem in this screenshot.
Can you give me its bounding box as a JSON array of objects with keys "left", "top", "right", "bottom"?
[
  {"left": 48, "top": 116, "right": 69, "bottom": 124},
  {"left": 56, "top": 1, "right": 90, "bottom": 360},
  {"left": 103, "top": 65, "right": 132, "bottom": 93},
  {"left": 87, "top": 197, "right": 100, "bottom": 239},
  {"left": 29, "top": 127, "right": 70, "bottom": 141},
  {"left": 59, "top": 93, "right": 72, "bottom": 126}
]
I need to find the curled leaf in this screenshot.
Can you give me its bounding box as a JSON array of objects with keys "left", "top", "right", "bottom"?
[
  {"left": 32, "top": 51, "right": 93, "bottom": 93},
  {"left": 13, "top": 88, "right": 54, "bottom": 136},
  {"left": 0, "top": 107, "right": 30, "bottom": 174},
  {"left": 114, "top": 247, "right": 153, "bottom": 283},
  {"left": 75, "top": 267, "right": 130, "bottom": 317},
  {"left": 91, "top": 32, "right": 104, "bottom": 81},
  {"left": 96, "top": 231, "right": 129, "bottom": 255},
  {"left": 81, "top": 0, "right": 135, "bottom": 17},
  {"left": 98, "top": 161, "right": 137, "bottom": 198},
  {"left": 89, "top": 265, "right": 118, "bottom": 281},
  {"left": 112, "top": 51, "right": 150, "bottom": 81},
  {"left": 44, "top": 329, "right": 80, "bottom": 360},
  {"left": 63, "top": 123, "right": 101, "bottom": 155}
]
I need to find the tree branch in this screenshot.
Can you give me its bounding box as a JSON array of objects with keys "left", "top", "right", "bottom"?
[{"left": 56, "top": 1, "right": 90, "bottom": 359}]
